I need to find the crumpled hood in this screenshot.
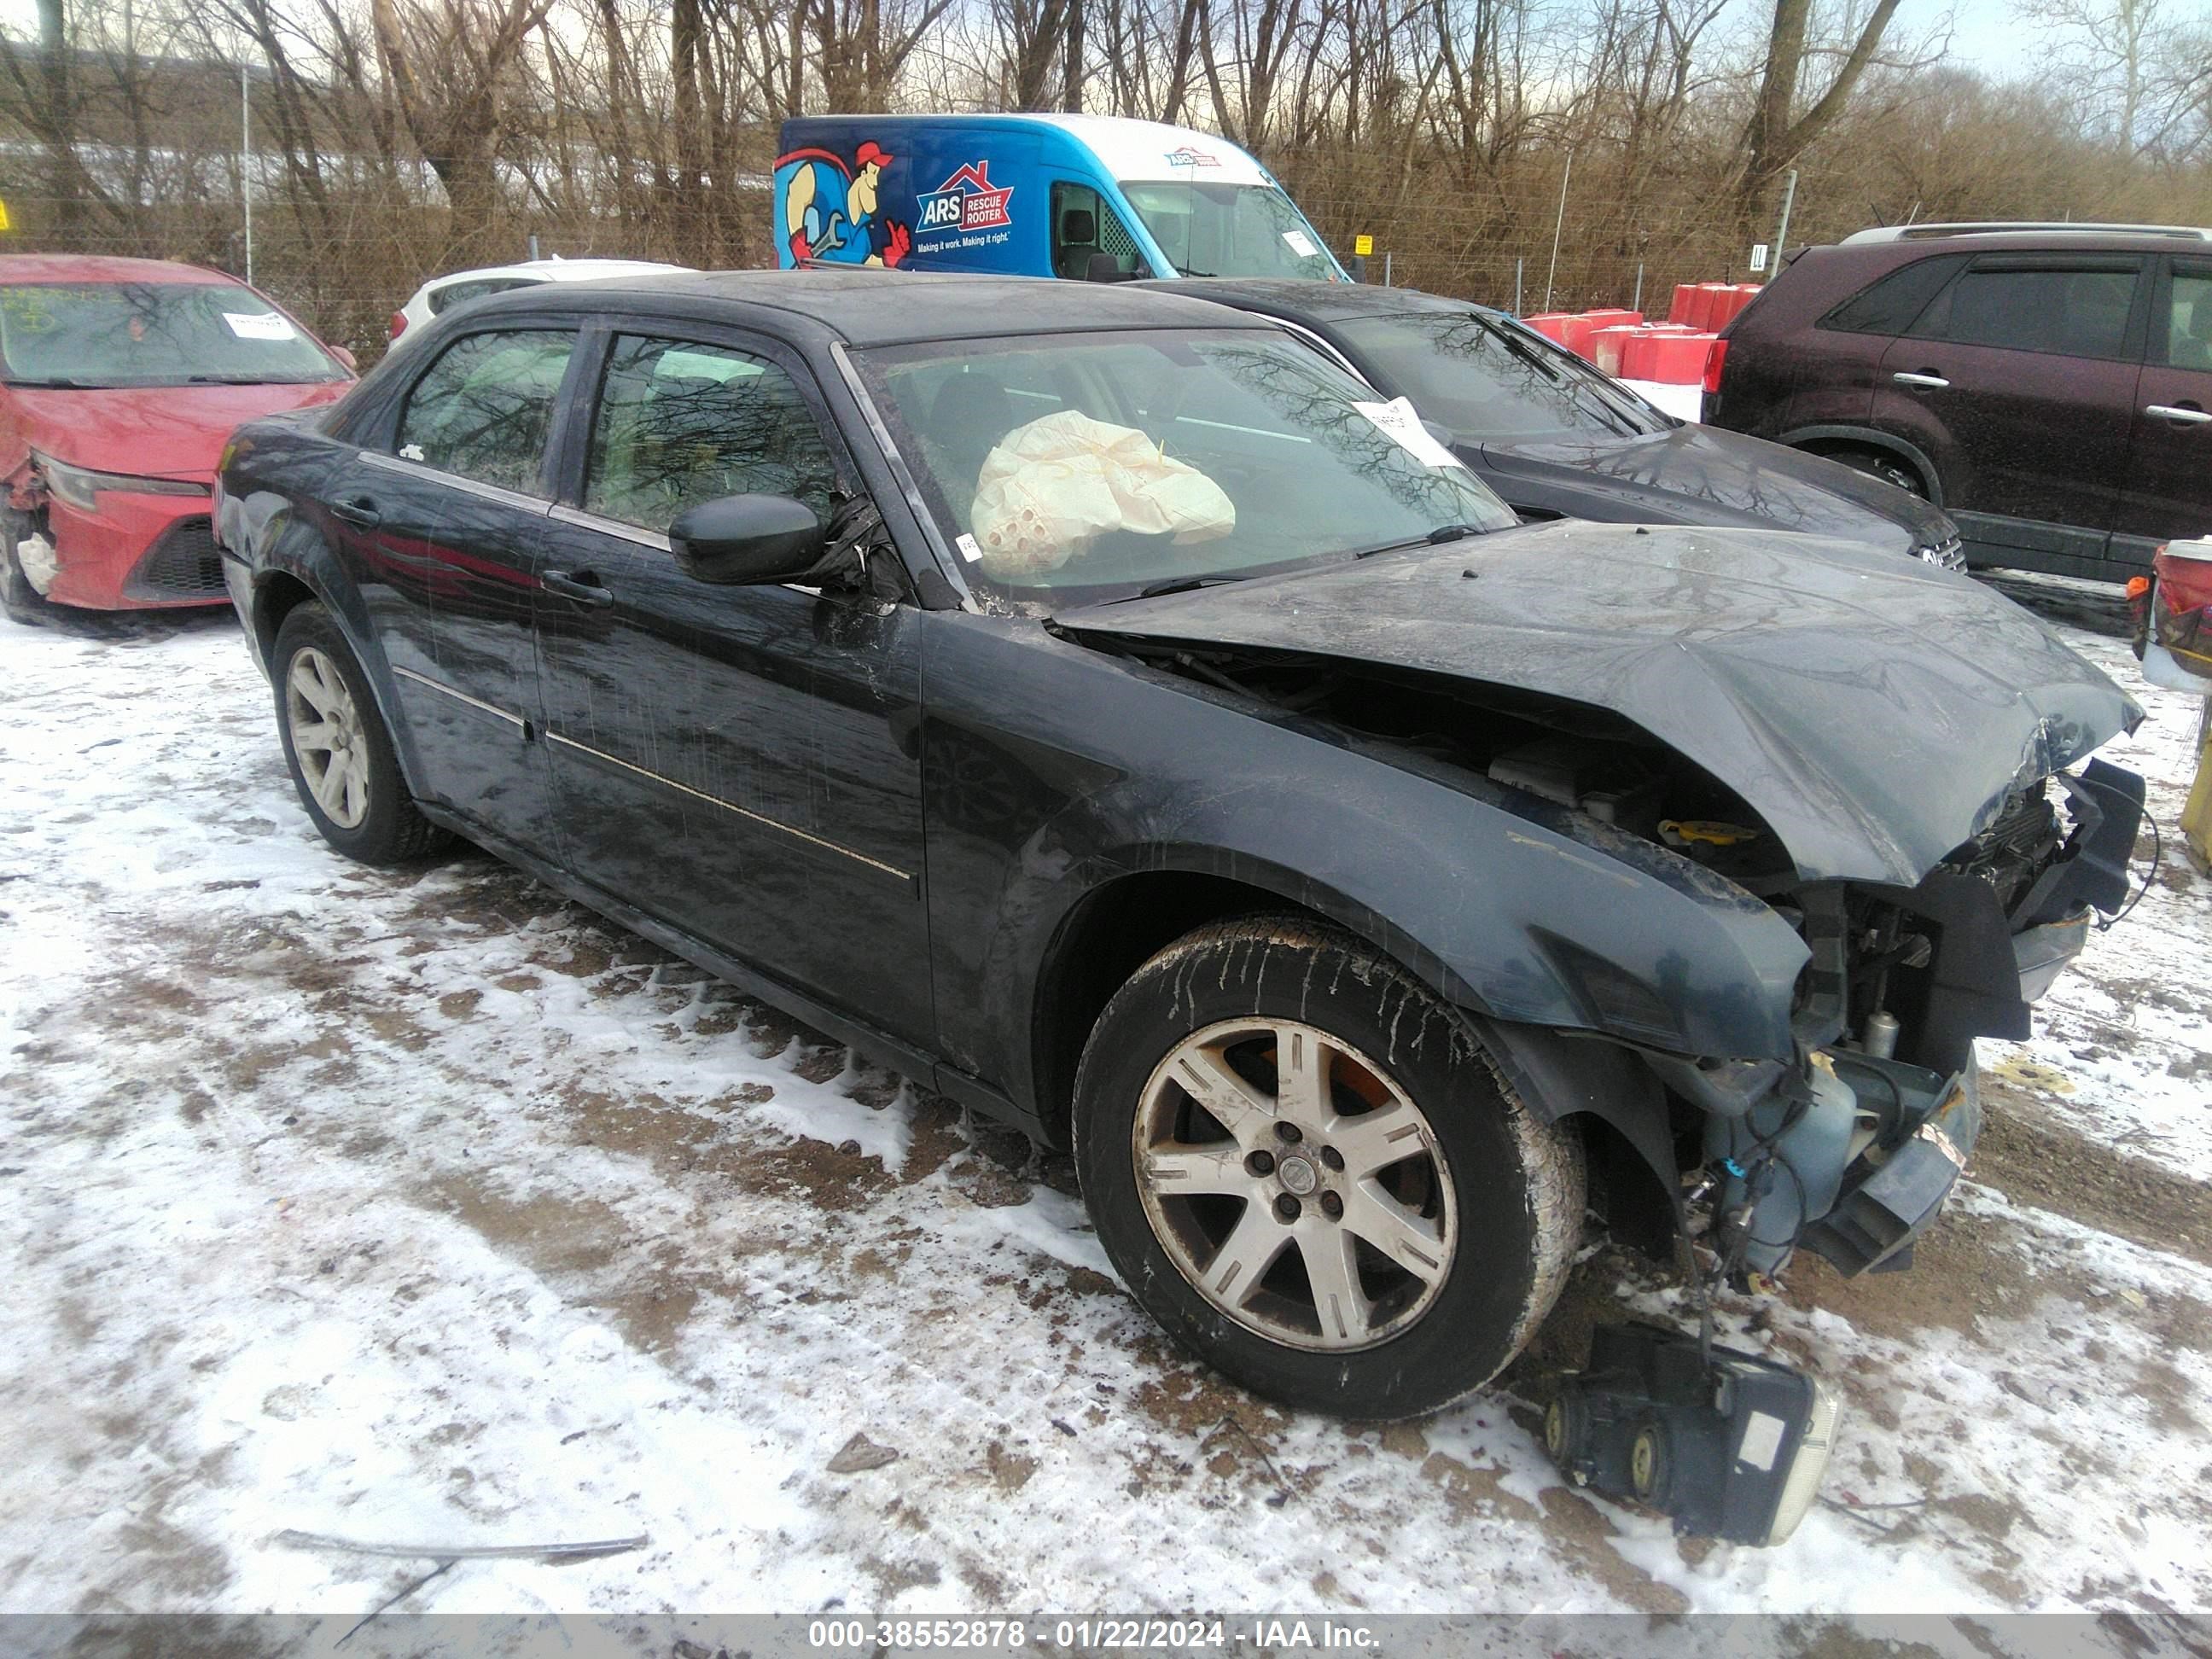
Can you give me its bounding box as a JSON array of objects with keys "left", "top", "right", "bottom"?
[
  {"left": 1476, "top": 422, "right": 1955, "bottom": 554},
  {"left": 1060, "top": 521, "right": 2141, "bottom": 887},
  {"left": 4, "top": 381, "right": 350, "bottom": 479}
]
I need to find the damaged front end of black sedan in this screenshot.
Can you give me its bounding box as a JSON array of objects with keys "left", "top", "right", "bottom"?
[{"left": 1059, "top": 520, "right": 2144, "bottom": 1542}]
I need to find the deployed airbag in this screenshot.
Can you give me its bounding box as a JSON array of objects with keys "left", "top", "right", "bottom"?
[{"left": 970, "top": 410, "right": 1235, "bottom": 577}]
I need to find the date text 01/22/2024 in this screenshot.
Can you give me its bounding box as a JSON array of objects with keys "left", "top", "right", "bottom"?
[{"left": 806, "top": 1619, "right": 1381, "bottom": 1650}]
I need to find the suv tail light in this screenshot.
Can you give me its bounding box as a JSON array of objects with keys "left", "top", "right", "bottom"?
[
  {"left": 1702, "top": 336, "right": 1730, "bottom": 395},
  {"left": 388, "top": 311, "right": 407, "bottom": 341}
]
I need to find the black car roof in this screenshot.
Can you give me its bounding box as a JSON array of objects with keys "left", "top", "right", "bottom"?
[
  {"left": 1138, "top": 277, "right": 1479, "bottom": 324},
  {"left": 460, "top": 268, "right": 1275, "bottom": 346}
]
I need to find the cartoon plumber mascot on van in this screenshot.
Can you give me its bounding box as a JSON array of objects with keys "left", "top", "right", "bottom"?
[{"left": 774, "top": 140, "right": 913, "bottom": 268}]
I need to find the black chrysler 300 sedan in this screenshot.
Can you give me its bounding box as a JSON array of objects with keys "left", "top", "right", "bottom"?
[{"left": 216, "top": 271, "right": 2143, "bottom": 1426}]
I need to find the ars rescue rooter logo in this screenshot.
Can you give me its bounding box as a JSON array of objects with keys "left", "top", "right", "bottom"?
[{"left": 917, "top": 161, "right": 1016, "bottom": 233}]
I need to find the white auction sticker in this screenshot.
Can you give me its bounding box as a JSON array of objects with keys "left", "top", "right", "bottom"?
[
  {"left": 1353, "top": 396, "right": 1461, "bottom": 469},
  {"left": 955, "top": 533, "right": 984, "bottom": 563},
  {"left": 1281, "top": 230, "right": 1318, "bottom": 259},
  {"left": 1737, "top": 1411, "right": 1787, "bottom": 1472},
  {"left": 223, "top": 311, "right": 296, "bottom": 341}
]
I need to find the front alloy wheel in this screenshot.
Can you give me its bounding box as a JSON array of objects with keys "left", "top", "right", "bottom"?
[
  {"left": 1134, "top": 1019, "right": 1457, "bottom": 1350},
  {"left": 1077, "top": 917, "right": 1584, "bottom": 1419}
]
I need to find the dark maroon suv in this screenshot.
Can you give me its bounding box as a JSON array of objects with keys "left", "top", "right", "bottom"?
[{"left": 1706, "top": 222, "right": 2212, "bottom": 581}]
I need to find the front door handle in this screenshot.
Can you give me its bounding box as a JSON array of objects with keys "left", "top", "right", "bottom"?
[
  {"left": 330, "top": 495, "right": 381, "bottom": 527},
  {"left": 542, "top": 568, "right": 614, "bottom": 607},
  {"left": 2147, "top": 403, "right": 2212, "bottom": 426},
  {"left": 1893, "top": 370, "right": 1950, "bottom": 390}
]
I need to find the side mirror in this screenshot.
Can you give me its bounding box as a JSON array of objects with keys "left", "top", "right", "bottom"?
[
  {"left": 670, "top": 493, "right": 826, "bottom": 585},
  {"left": 329, "top": 345, "right": 359, "bottom": 373}
]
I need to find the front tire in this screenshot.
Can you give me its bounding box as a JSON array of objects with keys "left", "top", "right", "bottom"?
[
  {"left": 272, "top": 602, "right": 449, "bottom": 865},
  {"left": 1074, "top": 917, "right": 1583, "bottom": 1420}
]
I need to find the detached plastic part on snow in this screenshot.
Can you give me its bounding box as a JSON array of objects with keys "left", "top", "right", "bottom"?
[
  {"left": 1546, "top": 1322, "right": 1841, "bottom": 1546},
  {"left": 969, "top": 410, "right": 1236, "bottom": 577}
]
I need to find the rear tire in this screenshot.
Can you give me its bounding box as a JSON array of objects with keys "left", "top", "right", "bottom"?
[
  {"left": 272, "top": 602, "right": 450, "bottom": 865},
  {"left": 1824, "top": 445, "right": 1930, "bottom": 499},
  {"left": 1074, "top": 917, "right": 1583, "bottom": 1420}
]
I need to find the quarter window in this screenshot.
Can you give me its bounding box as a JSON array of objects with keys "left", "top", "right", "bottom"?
[
  {"left": 2163, "top": 270, "right": 2212, "bottom": 370},
  {"left": 1819, "top": 255, "right": 1965, "bottom": 336},
  {"left": 1906, "top": 262, "right": 2140, "bottom": 359},
  {"left": 584, "top": 335, "right": 840, "bottom": 532},
  {"left": 394, "top": 329, "right": 576, "bottom": 495}
]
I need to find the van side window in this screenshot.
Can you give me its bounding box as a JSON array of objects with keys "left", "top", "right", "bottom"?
[
  {"left": 1819, "top": 256, "right": 1965, "bottom": 336},
  {"left": 1906, "top": 260, "right": 2141, "bottom": 360},
  {"left": 1051, "top": 182, "right": 1145, "bottom": 281}
]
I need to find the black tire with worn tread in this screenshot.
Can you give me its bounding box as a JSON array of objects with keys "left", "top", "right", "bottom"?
[
  {"left": 1074, "top": 917, "right": 1583, "bottom": 1420},
  {"left": 272, "top": 602, "right": 450, "bottom": 865}
]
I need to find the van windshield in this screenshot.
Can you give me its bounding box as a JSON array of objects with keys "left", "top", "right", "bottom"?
[{"left": 1121, "top": 182, "right": 1339, "bottom": 280}]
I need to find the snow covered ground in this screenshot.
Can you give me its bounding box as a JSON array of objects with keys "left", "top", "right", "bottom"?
[{"left": 1, "top": 591, "right": 2207, "bottom": 1637}]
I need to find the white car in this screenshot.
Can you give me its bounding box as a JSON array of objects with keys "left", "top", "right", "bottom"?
[{"left": 386, "top": 258, "right": 693, "bottom": 351}]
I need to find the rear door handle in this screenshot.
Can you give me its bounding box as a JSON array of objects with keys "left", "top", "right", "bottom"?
[
  {"left": 542, "top": 568, "right": 614, "bottom": 607},
  {"left": 1893, "top": 371, "right": 1950, "bottom": 390},
  {"left": 330, "top": 495, "right": 381, "bottom": 527},
  {"left": 2146, "top": 403, "right": 2212, "bottom": 426}
]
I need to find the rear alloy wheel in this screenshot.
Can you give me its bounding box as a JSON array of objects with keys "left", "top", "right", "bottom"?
[
  {"left": 272, "top": 602, "right": 450, "bottom": 865},
  {"left": 1075, "top": 917, "right": 1583, "bottom": 1419}
]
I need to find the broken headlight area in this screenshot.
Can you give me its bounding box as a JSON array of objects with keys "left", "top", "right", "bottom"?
[{"left": 1547, "top": 1322, "right": 1842, "bottom": 1546}]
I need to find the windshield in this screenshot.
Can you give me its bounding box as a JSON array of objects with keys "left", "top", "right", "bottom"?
[
  {"left": 0, "top": 282, "right": 345, "bottom": 387},
  {"left": 1336, "top": 310, "right": 1668, "bottom": 440},
  {"left": 1121, "top": 182, "right": 1340, "bottom": 280},
  {"left": 859, "top": 327, "right": 1516, "bottom": 604}
]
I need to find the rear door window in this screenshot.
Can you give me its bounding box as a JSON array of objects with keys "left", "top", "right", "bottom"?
[
  {"left": 582, "top": 334, "right": 841, "bottom": 532},
  {"left": 394, "top": 329, "right": 577, "bottom": 494},
  {"left": 1907, "top": 259, "right": 2143, "bottom": 359}
]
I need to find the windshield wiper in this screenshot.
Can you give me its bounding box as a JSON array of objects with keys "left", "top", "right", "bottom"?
[
  {"left": 1353, "top": 523, "right": 1484, "bottom": 560},
  {"left": 1177, "top": 265, "right": 1220, "bottom": 278},
  {"left": 1112, "top": 573, "right": 1249, "bottom": 602},
  {"left": 4, "top": 375, "right": 114, "bottom": 389}
]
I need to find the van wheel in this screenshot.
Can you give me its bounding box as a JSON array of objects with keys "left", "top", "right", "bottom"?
[
  {"left": 272, "top": 602, "right": 450, "bottom": 864},
  {"left": 1074, "top": 917, "right": 1583, "bottom": 1420},
  {"left": 1825, "top": 446, "right": 1929, "bottom": 499}
]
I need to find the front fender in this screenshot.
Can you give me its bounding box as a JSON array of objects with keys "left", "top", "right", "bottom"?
[{"left": 917, "top": 613, "right": 1809, "bottom": 1112}]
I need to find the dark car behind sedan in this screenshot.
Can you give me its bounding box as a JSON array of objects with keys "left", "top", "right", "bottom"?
[
  {"left": 1144, "top": 276, "right": 1966, "bottom": 568},
  {"left": 215, "top": 270, "right": 2140, "bottom": 1541}
]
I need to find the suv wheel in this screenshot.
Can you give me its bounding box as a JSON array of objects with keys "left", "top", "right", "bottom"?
[
  {"left": 273, "top": 602, "right": 450, "bottom": 864},
  {"left": 1825, "top": 445, "right": 1929, "bottom": 499},
  {"left": 1074, "top": 917, "right": 1583, "bottom": 1419}
]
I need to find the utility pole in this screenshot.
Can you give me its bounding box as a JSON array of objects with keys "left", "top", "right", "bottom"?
[
  {"left": 1771, "top": 168, "right": 1798, "bottom": 271},
  {"left": 241, "top": 64, "right": 253, "bottom": 284},
  {"left": 1543, "top": 150, "right": 1573, "bottom": 312}
]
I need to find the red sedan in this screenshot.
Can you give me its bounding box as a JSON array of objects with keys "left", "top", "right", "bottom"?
[{"left": 0, "top": 254, "right": 356, "bottom": 617}]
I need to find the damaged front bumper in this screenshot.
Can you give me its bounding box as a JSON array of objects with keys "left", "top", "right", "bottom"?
[{"left": 1708, "top": 1045, "right": 1982, "bottom": 1278}]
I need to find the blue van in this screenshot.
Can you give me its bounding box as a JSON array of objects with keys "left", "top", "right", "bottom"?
[{"left": 771, "top": 114, "right": 1348, "bottom": 282}]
